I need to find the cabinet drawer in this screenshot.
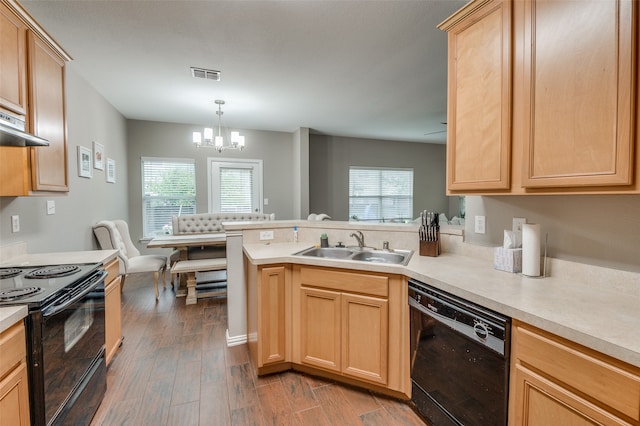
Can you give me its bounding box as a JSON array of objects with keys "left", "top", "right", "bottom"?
[
  {"left": 104, "top": 258, "right": 119, "bottom": 284},
  {"left": 299, "top": 266, "right": 389, "bottom": 298},
  {"left": 514, "top": 323, "right": 640, "bottom": 421},
  {"left": 0, "top": 322, "right": 26, "bottom": 380}
]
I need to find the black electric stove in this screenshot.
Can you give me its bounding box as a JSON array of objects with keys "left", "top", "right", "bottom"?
[
  {"left": 0, "top": 263, "right": 107, "bottom": 426},
  {"left": 0, "top": 263, "right": 102, "bottom": 309}
]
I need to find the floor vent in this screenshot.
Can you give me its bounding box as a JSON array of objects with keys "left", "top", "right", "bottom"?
[{"left": 190, "top": 67, "right": 221, "bottom": 81}]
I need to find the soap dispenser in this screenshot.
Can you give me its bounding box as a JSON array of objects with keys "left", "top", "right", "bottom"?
[{"left": 320, "top": 233, "right": 329, "bottom": 248}]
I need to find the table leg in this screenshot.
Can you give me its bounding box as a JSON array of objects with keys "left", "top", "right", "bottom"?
[
  {"left": 186, "top": 271, "right": 197, "bottom": 305},
  {"left": 175, "top": 248, "right": 189, "bottom": 298}
]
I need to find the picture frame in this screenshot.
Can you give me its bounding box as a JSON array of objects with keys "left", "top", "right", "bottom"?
[
  {"left": 93, "top": 141, "right": 105, "bottom": 170},
  {"left": 106, "top": 158, "right": 116, "bottom": 183},
  {"left": 77, "top": 146, "right": 92, "bottom": 178}
]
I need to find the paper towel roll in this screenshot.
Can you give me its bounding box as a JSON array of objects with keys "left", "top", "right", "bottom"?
[{"left": 522, "top": 223, "right": 541, "bottom": 277}]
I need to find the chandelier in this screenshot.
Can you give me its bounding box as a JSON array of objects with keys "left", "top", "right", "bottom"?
[{"left": 192, "top": 100, "right": 245, "bottom": 152}]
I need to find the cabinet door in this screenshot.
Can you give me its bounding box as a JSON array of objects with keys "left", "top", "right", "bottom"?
[
  {"left": 299, "top": 286, "right": 341, "bottom": 372},
  {"left": 0, "top": 2, "right": 27, "bottom": 115},
  {"left": 28, "top": 31, "right": 68, "bottom": 192},
  {"left": 259, "top": 266, "right": 288, "bottom": 366},
  {"left": 440, "top": 0, "right": 512, "bottom": 191},
  {"left": 0, "top": 362, "right": 30, "bottom": 426},
  {"left": 341, "top": 293, "right": 388, "bottom": 385},
  {"left": 511, "top": 364, "right": 630, "bottom": 426},
  {"left": 104, "top": 275, "right": 122, "bottom": 366},
  {"left": 521, "top": 0, "right": 634, "bottom": 188}
]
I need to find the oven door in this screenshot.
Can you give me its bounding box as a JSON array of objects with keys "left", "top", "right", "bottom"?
[
  {"left": 29, "top": 271, "right": 107, "bottom": 426},
  {"left": 409, "top": 290, "right": 509, "bottom": 426}
]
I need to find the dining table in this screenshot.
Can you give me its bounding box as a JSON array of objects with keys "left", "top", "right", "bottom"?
[{"left": 146, "top": 233, "right": 227, "bottom": 297}]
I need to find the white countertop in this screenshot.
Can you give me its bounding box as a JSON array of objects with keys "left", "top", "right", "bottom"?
[
  {"left": 244, "top": 242, "right": 640, "bottom": 369},
  {"left": 0, "top": 249, "right": 118, "bottom": 267},
  {"left": 0, "top": 306, "right": 28, "bottom": 334}
]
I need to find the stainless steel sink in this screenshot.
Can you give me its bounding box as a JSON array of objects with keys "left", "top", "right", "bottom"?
[
  {"left": 296, "top": 247, "right": 355, "bottom": 259},
  {"left": 294, "top": 246, "right": 413, "bottom": 265}
]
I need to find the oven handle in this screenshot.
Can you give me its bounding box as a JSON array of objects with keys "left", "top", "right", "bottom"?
[{"left": 42, "top": 270, "right": 107, "bottom": 318}]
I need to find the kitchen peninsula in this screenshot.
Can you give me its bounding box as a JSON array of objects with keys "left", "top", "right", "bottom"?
[{"left": 237, "top": 220, "right": 640, "bottom": 424}]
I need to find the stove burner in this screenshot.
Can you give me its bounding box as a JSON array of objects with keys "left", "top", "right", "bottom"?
[
  {"left": 0, "top": 286, "right": 42, "bottom": 301},
  {"left": 25, "top": 265, "right": 80, "bottom": 279},
  {"left": 0, "top": 268, "right": 23, "bottom": 279}
]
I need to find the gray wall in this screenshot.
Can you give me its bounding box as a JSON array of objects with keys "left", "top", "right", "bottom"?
[
  {"left": 125, "top": 120, "right": 297, "bottom": 246},
  {"left": 0, "top": 65, "right": 128, "bottom": 252},
  {"left": 465, "top": 195, "right": 640, "bottom": 273},
  {"left": 309, "top": 134, "right": 449, "bottom": 221}
]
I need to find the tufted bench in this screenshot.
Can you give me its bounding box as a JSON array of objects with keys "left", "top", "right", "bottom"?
[
  {"left": 172, "top": 212, "right": 273, "bottom": 235},
  {"left": 169, "top": 212, "right": 274, "bottom": 301}
]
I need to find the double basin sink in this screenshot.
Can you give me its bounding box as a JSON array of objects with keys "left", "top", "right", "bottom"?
[{"left": 294, "top": 246, "right": 413, "bottom": 266}]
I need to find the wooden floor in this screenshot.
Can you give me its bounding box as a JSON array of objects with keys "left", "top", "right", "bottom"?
[{"left": 91, "top": 272, "right": 426, "bottom": 426}]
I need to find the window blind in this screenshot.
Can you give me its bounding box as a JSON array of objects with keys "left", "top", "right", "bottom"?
[
  {"left": 219, "top": 167, "right": 253, "bottom": 213},
  {"left": 141, "top": 158, "right": 196, "bottom": 237},
  {"left": 349, "top": 167, "right": 413, "bottom": 222}
]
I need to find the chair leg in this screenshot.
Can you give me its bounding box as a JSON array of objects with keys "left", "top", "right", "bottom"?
[
  {"left": 162, "top": 265, "right": 167, "bottom": 288},
  {"left": 120, "top": 274, "right": 127, "bottom": 293},
  {"left": 154, "top": 271, "right": 160, "bottom": 300}
]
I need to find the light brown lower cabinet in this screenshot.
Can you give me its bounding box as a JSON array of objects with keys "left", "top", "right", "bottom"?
[
  {"left": 104, "top": 258, "right": 122, "bottom": 366},
  {"left": 246, "top": 260, "right": 410, "bottom": 398},
  {"left": 509, "top": 320, "right": 640, "bottom": 425},
  {"left": 0, "top": 322, "right": 30, "bottom": 426}
]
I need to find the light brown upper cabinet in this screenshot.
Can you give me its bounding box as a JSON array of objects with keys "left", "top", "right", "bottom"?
[
  {"left": 0, "top": 0, "right": 70, "bottom": 196},
  {"left": 440, "top": 0, "right": 639, "bottom": 195},
  {"left": 439, "top": 0, "right": 512, "bottom": 191},
  {"left": 28, "top": 31, "right": 68, "bottom": 192},
  {"left": 0, "top": 1, "right": 27, "bottom": 116}
]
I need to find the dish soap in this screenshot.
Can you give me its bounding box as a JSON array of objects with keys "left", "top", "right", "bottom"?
[{"left": 293, "top": 226, "right": 298, "bottom": 243}]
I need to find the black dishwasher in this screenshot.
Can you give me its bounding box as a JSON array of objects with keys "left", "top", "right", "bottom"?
[{"left": 408, "top": 279, "right": 511, "bottom": 426}]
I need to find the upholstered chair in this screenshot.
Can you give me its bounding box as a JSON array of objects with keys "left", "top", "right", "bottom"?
[{"left": 93, "top": 219, "right": 168, "bottom": 299}]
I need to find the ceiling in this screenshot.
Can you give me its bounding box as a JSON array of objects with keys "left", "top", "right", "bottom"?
[{"left": 21, "top": 0, "right": 467, "bottom": 144}]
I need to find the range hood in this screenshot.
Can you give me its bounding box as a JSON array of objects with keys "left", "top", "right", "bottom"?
[{"left": 0, "top": 111, "right": 49, "bottom": 147}]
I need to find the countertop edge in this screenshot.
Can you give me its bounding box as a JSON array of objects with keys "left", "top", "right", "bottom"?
[{"left": 0, "top": 306, "right": 28, "bottom": 334}]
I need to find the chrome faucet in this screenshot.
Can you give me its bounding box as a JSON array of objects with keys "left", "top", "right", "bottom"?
[{"left": 350, "top": 231, "right": 365, "bottom": 249}]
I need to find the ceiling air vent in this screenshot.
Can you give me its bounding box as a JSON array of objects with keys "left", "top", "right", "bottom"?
[{"left": 190, "top": 67, "right": 221, "bottom": 81}]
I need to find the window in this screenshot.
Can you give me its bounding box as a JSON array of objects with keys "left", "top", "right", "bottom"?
[
  {"left": 141, "top": 157, "right": 196, "bottom": 238},
  {"left": 349, "top": 167, "right": 413, "bottom": 222},
  {"left": 209, "top": 159, "right": 263, "bottom": 213}
]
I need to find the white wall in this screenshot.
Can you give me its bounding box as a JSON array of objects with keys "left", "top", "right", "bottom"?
[
  {"left": 0, "top": 65, "right": 128, "bottom": 252},
  {"left": 309, "top": 134, "right": 449, "bottom": 221},
  {"left": 464, "top": 195, "right": 640, "bottom": 273}
]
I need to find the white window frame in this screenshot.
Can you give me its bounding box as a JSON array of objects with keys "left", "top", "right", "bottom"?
[
  {"left": 348, "top": 166, "right": 414, "bottom": 223},
  {"left": 141, "top": 156, "right": 196, "bottom": 238},
  {"left": 207, "top": 158, "right": 264, "bottom": 213}
]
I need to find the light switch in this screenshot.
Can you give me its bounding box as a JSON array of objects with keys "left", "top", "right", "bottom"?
[
  {"left": 264, "top": 198, "right": 269, "bottom": 206},
  {"left": 47, "top": 200, "right": 56, "bottom": 215}
]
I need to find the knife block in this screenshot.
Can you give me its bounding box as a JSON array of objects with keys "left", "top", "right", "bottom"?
[{"left": 419, "top": 239, "right": 440, "bottom": 257}]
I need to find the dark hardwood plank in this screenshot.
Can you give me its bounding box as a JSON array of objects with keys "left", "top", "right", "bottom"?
[
  {"left": 90, "top": 272, "right": 425, "bottom": 426},
  {"left": 256, "top": 381, "right": 295, "bottom": 426}
]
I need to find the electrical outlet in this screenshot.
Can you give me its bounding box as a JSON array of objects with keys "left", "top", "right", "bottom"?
[
  {"left": 11, "top": 215, "right": 19, "bottom": 233},
  {"left": 264, "top": 198, "right": 269, "bottom": 206},
  {"left": 474, "top": 215, "right": 486, "bottom": 234},
  {"left": 47, "top": 200, "right": 56, "bottom": 215},
  {"left": 513, "top": 218, "right": 526, "bottom": 233},
  {"left": 259, "top": 230, "right": 274, "bottom": 241}
]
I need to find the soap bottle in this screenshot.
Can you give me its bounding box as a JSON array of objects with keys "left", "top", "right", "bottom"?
[
  {"left": 320, "top": 233, "right": 329, "bottom": 248},
  {"left": 293, "top": 226, "right": 298, "bottom": 243}
]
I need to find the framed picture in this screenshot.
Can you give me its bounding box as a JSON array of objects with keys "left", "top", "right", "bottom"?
[
  {"left": 77, "top": 146, "right": 92, "bottom": 178},
  {"left": 93, "top": 141, "right": 105, "bottom": 170},
  {"left": 106, "top": 158, "right": 116, "bottom": 183}
]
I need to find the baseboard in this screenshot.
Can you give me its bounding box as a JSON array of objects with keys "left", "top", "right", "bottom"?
[{"left": 226, "top": 329, "right": 247, "bottom": 347}]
